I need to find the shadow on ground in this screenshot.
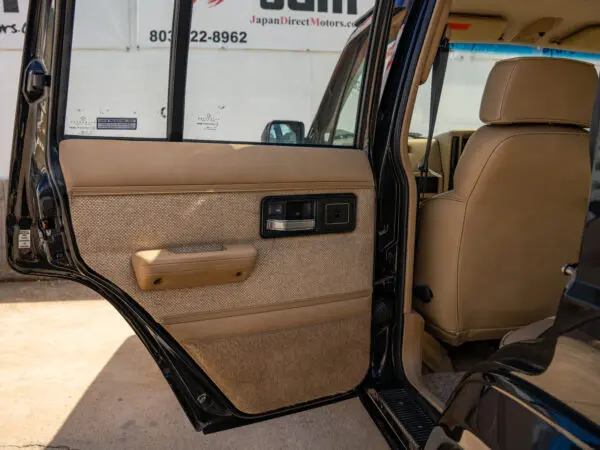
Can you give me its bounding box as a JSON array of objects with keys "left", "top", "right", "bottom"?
[
  {"left": 0, "top": 279, "right": 101, "bottom": 303},
  {"left": 0, "top": 280, "right": 386, "bottom": 449},
  {"left": 47, "top": 338, "right": 387, "bottom": 450}
]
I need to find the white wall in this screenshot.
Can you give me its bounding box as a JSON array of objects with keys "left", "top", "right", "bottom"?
[{"left": 0, "top": 51, "right": 22, "bottom": 178}]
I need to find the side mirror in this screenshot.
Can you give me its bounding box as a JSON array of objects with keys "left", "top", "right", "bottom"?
[{"left": 261, "top": 120, "right": 305, "bottom": 145}]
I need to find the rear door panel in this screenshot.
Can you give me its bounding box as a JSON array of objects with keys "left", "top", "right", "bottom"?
[{"left": 59, "top": 139, "right": 375, "bottom": 414}]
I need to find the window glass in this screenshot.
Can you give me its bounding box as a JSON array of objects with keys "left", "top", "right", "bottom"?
[
  {"left": 306, "top": 8, "right": 407, "bottom": 146},
  {"left": 64, "top": 0, "right": 173, "bottom": 138},
  {"left": 62, "top": 1, "right": 407, "bottom": 145},
  {"left": 410, "top": 44, "right": 600, "bottom": 137},
  {"left": 333, "top": 60, "right": 364, "bottom": 146},
  {"left": 182, "top": 0, "right": 377, "bottom": 146}
]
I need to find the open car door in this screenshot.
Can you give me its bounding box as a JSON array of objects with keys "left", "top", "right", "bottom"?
[{"left": 7, "top": 0, "right": 409, "bottom": 432}]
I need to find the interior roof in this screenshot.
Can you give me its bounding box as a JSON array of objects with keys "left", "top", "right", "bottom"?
[{"left": 450, "top": 0, "right": 600, "bottom": 45}]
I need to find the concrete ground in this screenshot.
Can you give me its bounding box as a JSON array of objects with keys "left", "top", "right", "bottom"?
[{"left": 0, "top": 280, "right": 388, "bottom": 450}]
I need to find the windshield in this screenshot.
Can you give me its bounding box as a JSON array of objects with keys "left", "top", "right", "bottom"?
[
  {"left": 410, "top": 44, "right": 600, "bottom": 137},
  {"left": 307, "top": 7, "right": 406, "bottom": 146},
  {"left": 306, "top": 24, "right": 370, "bottom": 146}
]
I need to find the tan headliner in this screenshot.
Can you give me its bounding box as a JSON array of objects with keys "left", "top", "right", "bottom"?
[{"left": 450, "top": 0, "right": 600, "bottom": 50}]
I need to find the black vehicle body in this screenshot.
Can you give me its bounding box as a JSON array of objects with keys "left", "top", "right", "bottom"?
[{"left": 6, "top": 0, "right": 600, "bottom": 448}]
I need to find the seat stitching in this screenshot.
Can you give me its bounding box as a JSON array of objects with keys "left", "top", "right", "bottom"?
[{"left": 497, "top": 60, "right": 518, "bottom": 122}]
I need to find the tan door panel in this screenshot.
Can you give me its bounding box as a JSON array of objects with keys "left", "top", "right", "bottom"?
[
  {"left": 164, "top": 293, "right": 371, "bottom": 341},
  {"left": 59, "top": 139, "right": 374, "bottom": 194},
  {"left": 59, "top": 139, "right": 375, "bottom": 414}
]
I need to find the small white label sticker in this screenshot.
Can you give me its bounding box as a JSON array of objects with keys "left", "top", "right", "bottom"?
[{"left": 18, "top": 230, "right": 31, "bottom": 249}]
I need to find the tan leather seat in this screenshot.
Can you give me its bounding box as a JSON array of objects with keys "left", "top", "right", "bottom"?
[{"left": 414, "top": 57, "right": 596, "bottom": 346}]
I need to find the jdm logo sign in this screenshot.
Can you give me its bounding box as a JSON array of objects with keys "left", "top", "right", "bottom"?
[{"left": 260, "top": 0, "right": 358, "bottom": 14}]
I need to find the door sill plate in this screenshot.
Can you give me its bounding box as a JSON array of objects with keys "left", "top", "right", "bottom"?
[{"left": 362, "top": 387, "right": 436, "bottom": 449}]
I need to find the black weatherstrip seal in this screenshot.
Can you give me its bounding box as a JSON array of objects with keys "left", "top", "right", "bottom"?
[{"left": 167, "top": 0, "right": 194, "bottom": 141}]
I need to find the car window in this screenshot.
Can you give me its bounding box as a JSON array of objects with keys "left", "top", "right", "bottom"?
[
  {"left": 333, "top": 65, "right": 364, "bottom": 146},
  {"left": 63, "top": 0, "right": 167, "bottom": 138},
  {"left": 410, "top": 44, "right": 600, "bottom": 137},
  {"left": 307, "top": 8, "right": 407, "bottom": 147},
  {"left": 63, "top": 0, "right": 377, "bottom": 142},
  {"left": 181, "top": 0, "right": 376, "bottom": 146}
]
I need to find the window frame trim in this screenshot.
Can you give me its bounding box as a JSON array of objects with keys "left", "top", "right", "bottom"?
[{"left": 167, "top": 0, "right": 194, "bottom": 142}]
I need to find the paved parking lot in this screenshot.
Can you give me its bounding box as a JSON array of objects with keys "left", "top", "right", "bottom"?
[{"left": 0, "top": 280, "right": 387, "bottom": 450}]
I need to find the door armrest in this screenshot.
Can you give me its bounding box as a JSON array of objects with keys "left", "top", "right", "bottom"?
[{"left": 132, "top": 244, "right": 257, "bottom": 291}]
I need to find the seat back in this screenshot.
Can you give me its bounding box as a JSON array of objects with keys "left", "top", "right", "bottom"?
[{"left": 415, "top": 57, "right": 596, "bottom": 345}]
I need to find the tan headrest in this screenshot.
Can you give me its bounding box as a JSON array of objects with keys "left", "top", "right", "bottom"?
[{"left": 480, "top": 57, "right": 597, "bottom": 127}]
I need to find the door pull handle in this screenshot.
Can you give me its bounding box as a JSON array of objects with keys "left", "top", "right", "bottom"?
[{"left": 265, "top": 219, "right": 316, "bottom": 232}]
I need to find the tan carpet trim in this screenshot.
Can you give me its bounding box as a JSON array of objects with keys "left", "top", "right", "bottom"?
[
  {"left": 162, "top": 289, "right": 371, "bottom": 324},
  {"left": 184, "top": 314, "right": 371, "bottom": 414},
  {"left": 69, "top": 189, "right": 375, "bottom": 319},
  {"left": 166, "top": 295, "right": 371, "bottom": 342}
]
